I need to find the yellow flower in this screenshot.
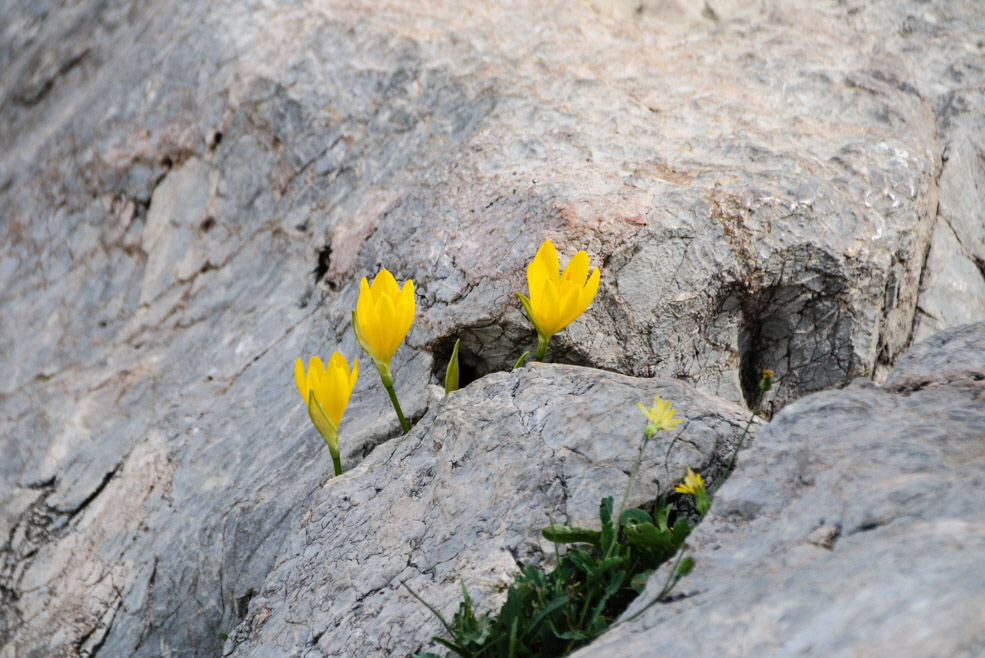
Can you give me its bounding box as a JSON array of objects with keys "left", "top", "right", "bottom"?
[
  {"left": 294, "top": 353, "right": 359, "bottom": 472},
  {"left": 517, "top": 239, "right": 600, "bottom": 358},
  {"left": 760, "top": 368, "right": 774, "bottom": 392},
  {"left": 674, "top": 468, "right": 706, "bottom": 497},
  {"left": 352, "top": 269, "right": 415, "bottom": 383},
  {"left": 675, "top": 467, "right": 711, "bottom": 515},
  {"left": 637, "top": 394, "right": 683, "bottom": 437}
]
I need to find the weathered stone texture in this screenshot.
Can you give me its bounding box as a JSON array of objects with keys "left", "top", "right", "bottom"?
[
  {"left": 225, "top": 366, "right": 752, "bottom": 657},
  {"left": 575, "top": 321, "right": 985, "bottom": 657},
  {"left": 1, "top": 0, "right": 984, "bottom": 655}
]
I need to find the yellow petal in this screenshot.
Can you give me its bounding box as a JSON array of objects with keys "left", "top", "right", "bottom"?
[
  {"left": 374, "top": 292, "right": 399, "bottom": 362},
  {"left": 580, "top": 266, "right": 600, "bottom": 310},
  {"left": 308, "top": 355, "right": 324, "bottom": 393},
  {"left": 534, "top": 240, "right": 559, "bottom": 280},
  {"left": 325, "top": 354, "right": 350, "bottom": 427},
  {"left": 527, "top": 241, "right": 559, "bottom": 297},
  {"left": 538, "top": 277, "right": 562, "bottom": 337},
  {"left": 558, "top": 286, "right": 583, "bottom": 329},
  {"left": 356, "top": 278, "right": 378, "bottom": 359},
  {"left": 395, "top": 278, "right": 416, "bottom": 343},
  {"left": 562, "top": 250, "right": 590, "bottom": 288},
  {"left": 295, "top": 357, "right": 308, "bottom": 400},
  {"left": 371, "top": 269, "right": 400, "bottom": 302},
  {"left": 349, "top": 358, "right": 360, "bottom": 393},
  {"left": 308, "top": 390, "right": 339, "bottom": 442}
]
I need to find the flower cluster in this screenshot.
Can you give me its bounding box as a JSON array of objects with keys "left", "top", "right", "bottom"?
[
  {"left": 297, "top": 269, "right": 416, "bottom": 475},
  {"left": 294, "top": 238, "right": 606, "bottom": 475}
]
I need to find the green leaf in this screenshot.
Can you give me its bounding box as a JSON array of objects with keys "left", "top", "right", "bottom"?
[
  {"left": 599, "top": 497, "right": 614, "bottom": 527},
  {"left": 671, "top": 519, "right": 693, "bottom": 545},
  {"left": 630, "top": 569, "right": 655, "bottom": 593},
  {"left": 445, "top": 338, "right": 461, "bottom": 393},
  {"left": 512, "top": 351, "right": 530, "bottom": 370},
  {"left": 567, "top": 550, "right": 597, "bottom": 575},
  {"left": 591, "top": 556, "right": 628, "bottom": 578},
  {"left": 542, "top": 524, "right": 602, "bottom": 546},
  {"left": 516, "top": 292, "right": 535, "bottom": 325},
  {"left": 676, "top": 556, "right": 696, "bottom": 577},
  {"left": 432, "top": 636, "right": 473, "bottom": 657},
  {"left": 619, "top": 508, "right": 652, "bottom": 528},
  {"left": 654, "top": 504, "right": 671, "bottom": 533},
  {"left": 524, "top": 595, "right": 568, "bottom": 640},
  {"left": 587, "top": 569, "right": 626, "bottom": 627},
  {"left": 624, "top": 522, "right": 671, "bottom": 548}
]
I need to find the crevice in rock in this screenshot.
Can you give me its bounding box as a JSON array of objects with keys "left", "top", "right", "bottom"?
[
  {"left": 15, "top": 47, "right": 92, "bottom": 106},
  {"left": 65, "top": 463, "right": 120, "bottom": 521},
  {"left": 425, "top": 322, "right": 597, "bottom": 389},
  {"left": 235, "top": 588, "right": 256, "bottom": 620},
  {"left": 313, "top": 243, "right": 337, "bottom": 290},
  {"left": 430, "top": 335, "right": 484, "bottom": 389}
]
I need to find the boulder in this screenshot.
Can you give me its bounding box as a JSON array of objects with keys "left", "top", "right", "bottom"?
[
  {"left": 1, "top": 0, "right": 984, "bottom": 656},
  {"left": 577, "top": 321, "right": 985, "bottom": 657},
  {"left": 225, "top": 366, "right": 752, "bottom": 657}
]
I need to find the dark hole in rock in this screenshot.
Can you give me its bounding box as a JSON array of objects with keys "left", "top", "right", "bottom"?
[
  {"left": 738, "top": 310, "right": 766, "bottom": 410},
  {"left": 314, "top": 244, "right": 334, "bottom": 288},
  {"left": 210, "top": 131, "right": 223, "bottom": 149},
  {"left": 428, "top": 322, "right": 598, "bottom": 389},
  {"left": 235, "top": 588, "right": 256, "bottom": 619},
  {"left": 201, "top": 216, "right": 215, "bottom": 232},
  {"left": 431, "top": 335, "right": 483, "bottom": 389}
]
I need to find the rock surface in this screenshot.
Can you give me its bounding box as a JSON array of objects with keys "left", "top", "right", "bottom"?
[
  {"left": 576, "top": 321, "right": 985, "bottom": 658},
  {"left": 1, "top": 0, "right": 985, "bottom": 656},
  {"left": 226, "top": 366, "right": 752, "bottom": 657}
]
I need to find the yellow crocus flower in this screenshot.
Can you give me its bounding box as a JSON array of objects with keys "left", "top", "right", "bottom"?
[
  {"left": 294, "top": 352, "right": 359, "bottom": 475},
  {"left": 637, "top": 394, "right": 683, "bottom": 437},
  {"left": 517, "top": 239, "right": 600, "bottom": 360},
  {"left": 352, "top": 269, "right": 415, "bottom": 381},
  {"left": 352, "top": 269, "right": 415, "bottom": 433}
]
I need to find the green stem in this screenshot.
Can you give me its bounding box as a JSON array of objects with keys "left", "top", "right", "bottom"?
[
  {"left": 330, "top": 451, "right": 343, "bottom": 477},
  {"left": 534, "top": 334, "right": 550, "bottom": 362},
  {"left": 608, "top": 435, "right": 649, "bottom": 561},
  {"left": 384, "top": 381, "right": 411, "bottom": 434},
  {"left": 711, "top": 388, "right": 764, "bottom": 498}
]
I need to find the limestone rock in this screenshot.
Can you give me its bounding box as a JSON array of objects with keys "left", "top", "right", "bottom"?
[
  {"left": 224, "top": 365, "right": 752, "bottom": 657},
  {"left": 1, "top": 0, "right": 985, "bottom": 656},
  {"left": 576, "top": 321, "right": 985, "bottom": 657}
]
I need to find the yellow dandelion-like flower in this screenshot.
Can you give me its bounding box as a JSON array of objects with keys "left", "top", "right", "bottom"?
[{"left": 637, "top": 394, "right": 683, "bottom": 437}]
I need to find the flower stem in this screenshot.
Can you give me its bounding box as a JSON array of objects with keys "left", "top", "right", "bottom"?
[
  {"left": 609, "top": 435, "right": 649, "bottom": 560},
  {"left": 330, "top": 452, "right": 343, "bottom": 477},
  {"left": 384, "top": 381, "right": 411, "bottom": 434},
  {"left": 712, "top": 387, "right": 765, "bottom": 497},
  {"left": 534, "top": 335, "right": 550, "bottom": 362}
]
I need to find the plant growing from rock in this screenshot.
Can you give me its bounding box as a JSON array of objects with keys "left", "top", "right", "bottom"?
[
  {"left": 409, "top": 396, "right": 703, "bottom": 658},
  {"left": 352, "top": 268, "right": 416, "bottom": 433},
  {"left": 294, "top": 353, "right": 359, "bottom": 476},
  {"left": 516, "top": 239, "right": 600, "bottom": 363}
]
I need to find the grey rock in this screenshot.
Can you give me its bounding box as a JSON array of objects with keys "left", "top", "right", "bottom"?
[
  {"left": 575, "top": 321, "right": 985, "bottom": 658},
  {"left": 913, "top": 218, "right": 985, "bottom": 343},
  {"left": 225, "top": 365, "right": 752, "bottom": 657},
  {"left": 0, "top": 0, "right": 984, "bottom": 656}
]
